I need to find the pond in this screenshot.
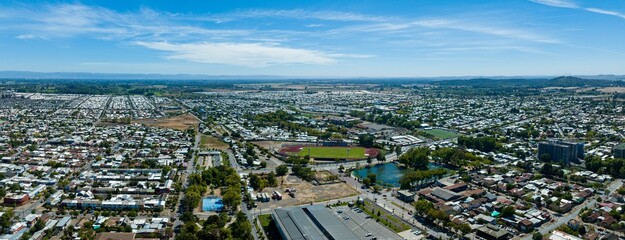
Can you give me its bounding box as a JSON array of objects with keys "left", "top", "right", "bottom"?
[{"left": 352, "top": 162, "right": 443, "bottom": 187}]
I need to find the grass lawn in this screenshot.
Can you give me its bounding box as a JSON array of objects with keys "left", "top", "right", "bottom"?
[
  {"left": 424, "top": 129, "right": 459, "bottom": 139},
  {"left": 298, "top": 146, "right": 366, "bottom": 159},
  {"left": 360, "top": 199, "right": 411, "bottom": 233},
  {"left": 258, "top": 214, "right": 281, "bottom": 240},
  {"left": 259, "top": 214, "right": 272, "bottom": 227}
]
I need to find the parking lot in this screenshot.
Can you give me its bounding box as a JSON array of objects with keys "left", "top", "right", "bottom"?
[{"left": 332, "top": 205, "right": 404, "bottom": 240}]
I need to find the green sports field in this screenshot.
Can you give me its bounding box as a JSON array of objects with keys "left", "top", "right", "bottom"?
[
  {"left": 424, "top": 129, "right": 459, "bottom": 139},
  {"left": 298, "top": 146, "right": 366, "bottom": 159}
]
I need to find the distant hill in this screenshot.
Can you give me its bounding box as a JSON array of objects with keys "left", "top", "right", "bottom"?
[
  {"left": 433, "top": 76, "right": 625, "bottom": 88},
  {"left": 0, "top": 71, "right": 623, "bottom": 88}
]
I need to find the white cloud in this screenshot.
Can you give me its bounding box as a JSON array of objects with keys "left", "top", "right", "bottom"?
[
  {"left": 585, "top": 8, "right": 625, "bottom": 19},
  {"left": 306, "top": 24, "right": 324, "bottom": 28},
  {"left": 15, "top": 34, "right": 41, "bottom": 39},
  {"left": 412, "top": 19, "right": 559, "bottom": 44},
  {"left": 530, "top": 0, "right": 625, "bottom": 20},
  {"left": 136, "top": 41, "right": 344, "bottom": 67},
  {"left": 1, "top": 3, "right": 250, "bottom": 40},
  {"left": 529, "top": 0, "right": 578, "bottom": 8},
  {"left": 335, "top": 18, "right": 558, "bottom": 44},
  {"left": 210, "top": 9, "right": 388, "bottom": 22}
]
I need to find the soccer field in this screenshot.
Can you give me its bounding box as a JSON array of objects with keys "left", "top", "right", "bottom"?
[
  {"left": 298, "top": 147, "right": 367, "bottom": 159},
  {"left": 424, "top": 129, "right": 459, "bottom": 139}
]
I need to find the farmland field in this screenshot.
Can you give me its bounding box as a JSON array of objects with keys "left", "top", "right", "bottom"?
[{"left": 424, "top": 129, "right": 459, "bottom": 139}]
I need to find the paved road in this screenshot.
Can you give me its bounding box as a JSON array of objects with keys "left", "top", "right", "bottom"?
[
  {"left": 172, "top": 130, "right": 202, "bottom": 231},
  {"left": 337, "top": 172, "right": 450, "bottom": 239},
  {"left": 521, "top": 179, "right": 623, "bottom": 240}
]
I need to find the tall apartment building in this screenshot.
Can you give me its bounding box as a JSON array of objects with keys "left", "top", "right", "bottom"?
[{"left": 538, "top": 140, "right": 584, "bottom": 164}]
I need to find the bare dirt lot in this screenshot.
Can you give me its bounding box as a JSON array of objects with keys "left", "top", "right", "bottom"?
[
  {"left": 201, "top": 134, "right": 229, "bottom": 150},
  {"left": 257, "top": 175, "right": 358, "bottom": 209},
  {"left": 133, "top": 114, "right": 199, "bottom": 131},
  {"left": 314, "top": 170, "right": 340, "bottom": 183},
  {"left": 252, "top": 141, "right": 291, "bottom": 151},
  {"left": 598, "top": 87, "right": 625, "bottom": 93}
]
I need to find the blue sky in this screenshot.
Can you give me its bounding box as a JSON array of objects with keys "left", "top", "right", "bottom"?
[{"left": 0, "top": 0, "right": 624, "bottom": 77}]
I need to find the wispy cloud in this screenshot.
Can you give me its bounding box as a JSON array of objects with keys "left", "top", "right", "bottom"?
[
  {"left": 15, "top": 34, "right": 42, "bottom": 40},
  {"left": 0, "top": 3, "right": 251, "bottom": 40},
  {"left": 0, "top": 3, "right": 376, "bottom": 67},
  {"left": 135, "top": 41, "right": 357, "bottom": 67},
  {"left": 332, "top": 18, "right": 558, "bottom": 44},
  {"left": 200, "top": 9, "right": 389, "bottom": 23},
  {"left": 585, "top": 8, "right": 625, "bottom": 19},
  {"left": 413, "top": 19, "right": 559, "bottom": 44},
  {"left": 530, "top": 0, "right": 625, "bottom": 20},
  {"left": 529, "top": 0, "right": 578, "bottom": 9},
  {"left": 0, "top": 2, "right": 570, "bottom": 68}
]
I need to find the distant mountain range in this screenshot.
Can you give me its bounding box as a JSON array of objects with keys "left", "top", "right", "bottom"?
[
  {"left": 0, "top": 71, "right": 624, "bottom": 89},
  {"left": 432, "top": 76, "right": 625, "bottom": 88},
  {"left": 0, "top": 70, "right": 624, "bottom": 81}
]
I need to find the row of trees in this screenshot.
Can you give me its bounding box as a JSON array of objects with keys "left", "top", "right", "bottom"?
[
  {"left": 248, "top": 172, "right": 278, "bottom": 191},
  {"left": 291, "top": 164, "right": 314, "bottom": 181},
  {"left": 457, "top": 136, "right": 498, "bottom": 152},
  {"left": 413, "top": 199, "right": 471, "bottom": 236},
  {"left": 400, "top": 146, "right": 492, "bottom": 170},
  {"left": 399, "top": 168, "right": 447, "bottom": 189},
  {"left": 540, "top": 163, "right": 565, "bottom": 178},
  {"left": 585, "top": 156, "right": 625, "bottom": 178},
  {"left": 399, "top": 147, "right": 430, "bottom": 170},
  {"left": 362, "top": 112, "right": 422, "bottom": 130},
  {"left": 431, "top": 147, "right": 492, "bottom": 169},
  {"left": 183, "top": 165, "right": 242, "bottom": 214},
  {"left": 176, "top": 211, "right": 252, "bottom": 240}
]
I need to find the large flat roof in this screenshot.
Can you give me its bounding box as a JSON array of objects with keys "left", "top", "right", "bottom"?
[
  {"left": 431, "top": 187, "right": 461, "bottom": 201},
  {"left": 272, "top": 204, "right": 359, "bottom": 240}
]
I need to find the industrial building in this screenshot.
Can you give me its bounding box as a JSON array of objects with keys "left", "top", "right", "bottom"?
[{"left": 272, "top": 204, "right": 360, "bottom": 240}]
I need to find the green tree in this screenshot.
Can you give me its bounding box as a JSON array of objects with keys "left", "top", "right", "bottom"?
[
  {"left": 230, "top": 211, "right": 253, "bottom": 240},
  {"left": 222, "top": 189, "right": 242, "bottom": 211},
  {"left": 399, "top": 147, "right": 430, "bottom": 170},
  {"left": 267, "top": 172, "right": 278, "bottom": 187},
  {"left": 183, "top": 191, "right": 201, "bottom": 211},
  {"left": 376, "top": 153, "right": 386, "bottom": 162},
  {"left": 0, "top": 208, "right": 14, "bottom": 228},
  {"left": 248, "top": 174, "right": 264, "bottom": 191},
  {"left": 358, "top": 135, "right": 375, "bottom": 148},
  {"left": 501, "top": 206, "right": 515, "bottom": 218},
  {"left": 366, "top": 174, "right": 377, "bottom": 186},
  {"left": 276, "top": 164, "right": 289, "bottom": 176}
]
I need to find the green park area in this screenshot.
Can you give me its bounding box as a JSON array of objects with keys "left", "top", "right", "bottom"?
[
  {"left": 423, "top": 129, "right": 459, "bottom": 139},
  {"left": 298, "top": 146, "right": 366, "bottom": 159}
]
